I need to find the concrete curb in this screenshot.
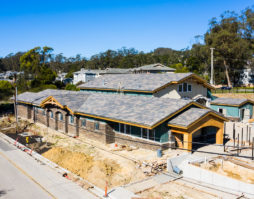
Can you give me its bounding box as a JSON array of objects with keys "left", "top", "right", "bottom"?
[
  {"left": 0, "top": 132, "right": 69, "bottom": 175},
  {"left": 0, "top": 132, "right": 106, "bottom": 199}
]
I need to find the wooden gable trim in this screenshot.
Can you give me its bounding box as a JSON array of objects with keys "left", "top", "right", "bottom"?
[
  {"left": 153, "top": 74, "right": 214, "bottom": 93},
  {"left": 40, "top": 96, "right": 74, "bottom": 115},
  {"left": 168, "top": 112, "right": 228, "bottom": 130}
]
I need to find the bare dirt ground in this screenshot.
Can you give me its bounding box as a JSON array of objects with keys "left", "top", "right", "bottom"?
[
  {"left": 0, "top": 116, "right": 183, "bottom": 189},
  {"left": 195, "top": 157, "right": 254, "bottom": 184},
  {"left": 213, "top": 93, "right": 254, "bottom": 101},
  {"left": 139, "top": 181, "right": 218, "bottom": 199},
  {"left": 2, "top": 116, "right": 250, "bottom": 198}
]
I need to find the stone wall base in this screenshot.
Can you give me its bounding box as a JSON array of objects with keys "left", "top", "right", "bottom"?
[{"left": 114, "top": 132, "right": 172, "bottom": 151}]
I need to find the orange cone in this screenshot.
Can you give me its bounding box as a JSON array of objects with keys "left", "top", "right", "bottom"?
[{"left": 104, "top": 181, "right": 108, "bottom": 197}]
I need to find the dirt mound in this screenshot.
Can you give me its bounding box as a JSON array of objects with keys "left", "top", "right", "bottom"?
[{"left": 42, "top": 147, "right": 121, "bottom": 188}]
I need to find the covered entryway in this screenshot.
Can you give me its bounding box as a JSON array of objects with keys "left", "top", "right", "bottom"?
[
  {"left": 192, "top": 126, "right": 218, "bottom": 150},
  {"left": 168, "top": 108, "right": 228, "bottom": 151}
]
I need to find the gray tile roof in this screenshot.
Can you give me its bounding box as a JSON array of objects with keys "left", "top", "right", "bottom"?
[
  {"left": 210, "top": 98, "right": 252, "bottom": 106},
  {"left": 168, "top": 108, "right": 210, "bottom": 127},
  {"left": 102, "top": 68, "right": 131, "bottom": 74},
  {"left": 77, "top": 94, "right": 192, "bottom": 127},
  {"left": 74, "top": 69, "right": 105, "bottom": 75},
  {"left": 131, "top": 63, "right": 175, "bottom": 71},
  {"left": 78, "top": 73, "right": 193, "bottom": 91},
  {"left": 17, "top": 89, "right": 194, "bottom": 127}
]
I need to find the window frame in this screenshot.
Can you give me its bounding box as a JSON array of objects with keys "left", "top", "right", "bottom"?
[
  {"left": 178, "top": 84, "right": 183, "bottom": 92},
  {"left": 69, "top": 115, "right": 74, "bottom": 124},
  {"left": 81, "top": 119, "right": 86, "bottom": 127},
  {"left": 178, "top": 82, "right": 192, "bottom": 93},
  {"left": 50, "top": 111, "right": 53, "bottom": 119},
  {"left": 95, "top": 122, "right": 100, "bottom": 130},
  {"left": 58, "top": 113, "right": 63, "bottom": 121}
]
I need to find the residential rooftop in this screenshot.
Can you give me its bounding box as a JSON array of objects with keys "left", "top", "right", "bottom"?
[
  {"left": 168, "top": 108, "right": 210, "bottom": 127},
  {"left": 131, "top": 63, "right": 175, "bottom": 72},
  {"left": 17, "top": 89, "right": 200, "bottom": 128},
  {"left": 78, "top": 72, "right": 213, "bottom": 92},
  {"left": 210, "top": 98, "right": 254, "bottom": 106}
]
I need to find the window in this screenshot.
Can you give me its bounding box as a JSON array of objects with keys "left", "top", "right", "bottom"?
[
  {"left": 95, "top": 122, "right": 99, "bottom": 130},
  {"left": 218, "top": 108, "right": 226, "bottom": 115},
  {"left": 120, "top": 123, "right": 125, "bottom": 133},
  {"left": 35, "top": 107, "right": 38, "bottom": 114},
  {"left": 81, "top": 119, "right": 86, "bottom": 127},
  {"left": 58, "top": 113, "right": 63, "bottom": 121},
  {"left": 178, "top": 84, "right": 183, "bottom": 92},
  {"left": 50, "top": 111, "right": 53, "bottom": 118},
  {"left": 183, "top": 83, "right": 187, "bottom": 92},
  {"left": 43, "top": 110, "right": 46, "bottom": 115},
  {"left": 149, "top": 129, "right": 155, "bottom": 141},
  {"left": 126, "top": 125, "right": 131, "bottom": 134},
  {"left": 69, "top": 115, "right": 74, "bottom": 124},
  {"left": 142, "top": 128, "right": 148, "bottom": 139},
  {"left": 178, "top": 83, "right": 192, "bottom": 93}
]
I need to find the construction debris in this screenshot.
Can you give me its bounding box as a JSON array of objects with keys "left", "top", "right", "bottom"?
[{"left": 137, "top": 160, "right": 167, "bottom": 176}]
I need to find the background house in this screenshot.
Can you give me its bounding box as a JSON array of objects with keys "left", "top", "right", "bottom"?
[
  {"left": 73, "top": 63, "right": 175, "bottom": 84},
  {"left": 130, "top": 63, "right": 175, "bottom": 73},
  {"left": 78, "top": 72, "right": 214, "bottom": 105},
  {"left": 210, "top": 98, "right": 254, "bottom": 121}
]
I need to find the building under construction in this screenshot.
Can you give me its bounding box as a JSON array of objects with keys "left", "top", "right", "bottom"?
[{"left": 17, "top": 89, "right": 227, "bottom": 151}]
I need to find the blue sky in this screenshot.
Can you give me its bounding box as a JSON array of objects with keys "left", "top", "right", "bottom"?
[{"left": 0, "top": 0, "right": 253, "bottom": 58}]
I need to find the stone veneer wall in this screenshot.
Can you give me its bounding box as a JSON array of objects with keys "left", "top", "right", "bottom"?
[
  {"left": 17, "top": 104, "right": 171, "bottom": 151},
  {"left": 17, "top": 104, "right": 33, "bottom": 120},
  {"left": 78, "top": 120, "right": 115, "bottom": 144},
  {"left": 114, "top": 132, "right": 171, "bottom": 150}
]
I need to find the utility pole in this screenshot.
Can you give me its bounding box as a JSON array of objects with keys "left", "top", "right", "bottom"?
[
  {"left": 13, "top": 73, "right": 18, "bottom": 134},
  {"left": 210, "top": 48, "right": 215, "bottom": 85}
]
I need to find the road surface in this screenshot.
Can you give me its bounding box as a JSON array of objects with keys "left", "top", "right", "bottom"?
[{"left": 0, "top": 137, "right": 98, "bottom": 199}]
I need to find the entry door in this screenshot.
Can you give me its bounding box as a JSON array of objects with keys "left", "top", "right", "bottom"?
[{"left": 241, "top": 108, "right": 250, "bottom": 120}]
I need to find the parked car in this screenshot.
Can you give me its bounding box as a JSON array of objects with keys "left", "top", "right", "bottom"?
[{"left": 220, "top": 86, "right": 232, "bottom": 90}]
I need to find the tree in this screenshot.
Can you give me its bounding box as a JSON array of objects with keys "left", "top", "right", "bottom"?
[
  {"left": 205, "top": 11, "right": 252, "bottom": 87},
  {"left": 38, "top": 65, "right": 56, "bottom": 84},
  {"left": 170, "top": 63, "right": 189, "bottom": 73},
  {"left": 65, "top": 84, "right": 80, "bottom": 91},
  {"left": 0, "top": 80, "right": 13, "bottom": 100},
  {"left": 41, "top": 46, "right": 53, "bottom": 65},
  {"left": 20, "top": 47, "right": 41, "bottom": 76}
]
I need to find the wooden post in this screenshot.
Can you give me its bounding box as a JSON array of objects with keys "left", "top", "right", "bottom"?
[
  {"left": 241, "top": 128, "right": 243, "bottom": 146},
  {"left": 233, "top": 123, "right": 235, "bottom": 148},
  {"left": 237, "top": 133, "right": 240, "bottom": 156},
  {"left": 246, "top": 125, "right": 249, "bottom": 145},
  {"left": 223, "top": 122, "right": 226, "bottom": 152},
  {"left": 249, "top": 127, "right": 251, "bottom": 145},
  {"left": 252, "top": 137, "right": 254, "bottom": 161}
]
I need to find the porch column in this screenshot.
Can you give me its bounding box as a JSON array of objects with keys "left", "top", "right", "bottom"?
[
  {"left": 75, "top": 116, "right": 79, "bottom": 137},
  {"left": 183, "top": 133, "right": 192, "bottom": 151},
  {"left": 216, "top": 126, "right": 223, "bottom": 145},
  {"left": 65, "top": 114, "right": 68, "bottom": 133}
]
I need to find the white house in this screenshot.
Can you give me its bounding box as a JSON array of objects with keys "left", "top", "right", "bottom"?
[{"left": 73, "top": 69, "right": 103, "bottom": 84}]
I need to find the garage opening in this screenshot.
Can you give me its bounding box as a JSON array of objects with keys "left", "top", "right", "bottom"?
[{"left": 192, "top": 126, "right": 218, "bottom": 150}]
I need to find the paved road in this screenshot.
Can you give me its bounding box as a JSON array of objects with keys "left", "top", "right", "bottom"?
[
  {"left": 0, "top": 137, "right": 98, "bottom": 199},
  {"left": 0, "top": 148, "right": 52, "bottom": 199}
]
